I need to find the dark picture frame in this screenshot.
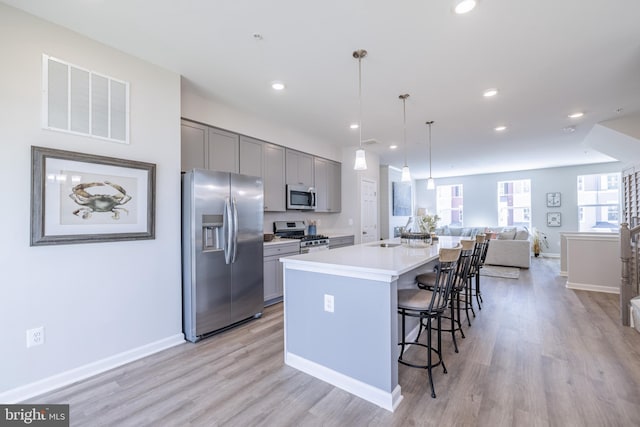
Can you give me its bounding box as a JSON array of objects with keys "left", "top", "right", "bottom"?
[
  {"left": 31, "top": 146, "right": 156, "bottom": 246},
  {"left": 392, "top": 181, "right": 412, "bottom": 216}
]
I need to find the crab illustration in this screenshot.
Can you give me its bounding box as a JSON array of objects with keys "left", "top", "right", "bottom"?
[{"left": 69, "top": 181, "right": 132, "bottom": 220}]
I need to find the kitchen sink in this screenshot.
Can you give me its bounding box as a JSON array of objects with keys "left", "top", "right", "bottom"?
[{"left": 369, "top": 243, "right": 401, "bottom": 248}]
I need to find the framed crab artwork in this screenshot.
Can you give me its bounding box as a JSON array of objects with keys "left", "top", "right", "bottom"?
[{"left": 30, "top": 146, "right": 155, "bottom": 245}]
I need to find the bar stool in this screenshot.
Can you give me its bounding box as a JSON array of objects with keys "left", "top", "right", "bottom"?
[
  {"left": 397, "top": 246, "right": 462, "bottom": 398},
  {"left": 415, "top": 241, "right": 474, "bottom": 353},
  {"left": 475, "top": 235, "right": 490, "bottom": 308},
  {"left": 447, "top": 239, "right": 475, "bottom": 352},
  {"left": 465, "top": 234, "right": 485, "bottom": 318}
]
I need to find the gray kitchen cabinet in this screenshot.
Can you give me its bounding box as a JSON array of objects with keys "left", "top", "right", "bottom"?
[
  {"left": 285, "top": 149, "right": 314, "bottom": 187},
  {"left": 181, "top": 120, "right": 207, "bottom": 171},
  {"left": 264, "top": 143, "right": 286, "bottom": 211},
  {"left": 263, "top": 241, "right": 299, "bottom": 305},
  {"left": 240, "top": 136, "right": 285, "bottom": 212},
  {"left": 329, "top": 235, "right": 354, "bottom": 249},
  {"left": 181, "top": 119, "right": 239, "bottom": 173},
  {"left": 328, "top": 160, "right": 342, "bottom": 212},
  {"left": 313, "top": 157, "right": 328, "bottom": 211},
  {"left": 313, "top": 157, "right": 342, "bottom": 213},
  {"left": 208, "top": 127, "right": 239, "bottom": 173},
  {"left": 240, "top": 135, "right": 263, "bottom": 177}
]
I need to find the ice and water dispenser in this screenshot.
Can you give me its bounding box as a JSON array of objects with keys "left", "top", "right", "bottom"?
[{"left": 202, "top": 214, "right": 224, "bottom": 251}]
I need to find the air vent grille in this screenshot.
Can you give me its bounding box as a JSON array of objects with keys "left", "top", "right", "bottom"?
[{"left": 42, "top": 54, "right": 129, "bottom": 144}]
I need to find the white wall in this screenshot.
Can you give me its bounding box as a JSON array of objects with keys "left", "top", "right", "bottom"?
[
  {"left": 414, "top": 162, "right": 622, "bottom": 255},
  {"left": 0, "top": 5, "right": 183, "bottom": 399}
]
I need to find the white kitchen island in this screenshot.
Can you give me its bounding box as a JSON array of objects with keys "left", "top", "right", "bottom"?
[{"left": 280, "top": 237, "right": 459, "bottom": 411}]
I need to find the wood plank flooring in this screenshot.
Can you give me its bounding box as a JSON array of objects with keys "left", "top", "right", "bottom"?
[{"left": 28, "top": 258, "right": 640, "bottom": 426}]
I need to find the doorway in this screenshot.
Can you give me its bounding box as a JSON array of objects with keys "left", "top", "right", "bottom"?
[{"left": 361, "top": 178, "right": 378, "bottom": 243}]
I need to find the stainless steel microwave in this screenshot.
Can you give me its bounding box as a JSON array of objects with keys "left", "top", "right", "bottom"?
[{"left": 286, "top": 184, "right": 316, "bottom": 210}]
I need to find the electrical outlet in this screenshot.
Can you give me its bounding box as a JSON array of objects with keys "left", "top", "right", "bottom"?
[
  {"left": 26, "top": 326, "right": 45, "bottom": 348},
  {"left": 324, "top": 294, "right": 334, "bottom": 313}
]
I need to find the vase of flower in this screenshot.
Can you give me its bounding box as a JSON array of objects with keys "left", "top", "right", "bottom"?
[{"left": 532, "top": 228, "right": 548, "bottom": 257}]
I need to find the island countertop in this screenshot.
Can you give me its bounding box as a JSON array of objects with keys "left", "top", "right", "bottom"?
[{"left": 281, "top": 236, "right": 460, "bottom": 277}]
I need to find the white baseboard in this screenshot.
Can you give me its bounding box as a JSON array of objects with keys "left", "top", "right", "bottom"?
[
  {"left": 566, "top": 281, "right": 619, "bottom": 294},
  {"left": 541, "top": 252, "right": 560, "bottom": 258},
  {"left": 285, "top": 352, "right": 403, "bottom": 412},
  {"left": 0, "top": 333, "right": 185, "bottom": 403},
  {"left": 559, "top": 270, "right": 568, "bottom": 277}
]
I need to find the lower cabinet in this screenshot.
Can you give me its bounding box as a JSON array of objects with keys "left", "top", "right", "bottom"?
[
  {"left": 264, "top": 241, "right": 300, "bottom": 305},
  {"left": 329, "top": 235, "right": 354, "bottom": 249}
]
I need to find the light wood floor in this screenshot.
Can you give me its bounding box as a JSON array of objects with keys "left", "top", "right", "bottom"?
[{"left": 29, "top": 258, "right": 640, "bottom": 426}]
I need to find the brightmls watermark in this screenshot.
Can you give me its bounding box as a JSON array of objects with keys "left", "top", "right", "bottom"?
[{"left": 0, "top": 405, "right": 69, "bottom": 426}]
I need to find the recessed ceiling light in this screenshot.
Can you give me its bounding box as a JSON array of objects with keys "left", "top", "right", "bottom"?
[
  {"left": 494, "top": 125, "right": 507, "bottom": 132},
  {"left": 568, "top": 112, "right": 584, "bottom": 119},
  {"left": 483, "top": 88, "right": 498, "bottom": 97},
  {"left": 389, "top": 145, "right": 398, "bottom": 150},
  {"left": 271, "top": 81, "right": 285, "bottom": 91},
  {"left": 454, "top": 0, "right": 477, "bottom": 14},
  {"left": 350, "top": 123, "right": 359, "bottom": 129}
]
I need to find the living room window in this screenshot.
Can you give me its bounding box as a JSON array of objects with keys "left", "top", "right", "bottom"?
[
  {"left": 497, "top": 179, "right": 531, "bottom": 229},
  {"left": 436, "top": 184, "right": 463, "bottom": 226},
  {"left": 577, "top": 172, "right": 621, "bottom": 232}
]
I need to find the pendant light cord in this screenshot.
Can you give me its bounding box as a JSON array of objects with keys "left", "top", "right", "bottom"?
[
  {"left": 428, "top": 121, "right": 432, "bottom": 178},
  {"left": 403, "top": 98, "right": 407, "bottom": 166},
  {"left": 358, "top": 55, "right": 363, "bottom": 150},
  {"left": 400, "top": 94, "right": 410, "bottom": 167}
]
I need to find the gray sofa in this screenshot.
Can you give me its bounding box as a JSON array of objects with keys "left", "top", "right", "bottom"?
[{"left": 435, "top": 226, "right": 531, "bottom": 268}]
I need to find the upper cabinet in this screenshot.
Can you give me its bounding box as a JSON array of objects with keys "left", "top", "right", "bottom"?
[
  {"left": 314, "top": 157, "right": 342, "bottom": 213},
  {"left": 208, "top": 127, "right": 239, "bottom": 173},
  {"left": 263, "top": 143, "right": 286, "bottom": 212},
  {"left": 285, "top": 149, "right": 314, "bottom": 187},
  {"left": 241, "top": 136, "right": 285, "bottom": 212},
  {"left": 239, "top": 135, "right": 263, "bottom": 177},
  {"left": 181, "top": 121, "right": 207, "bottom": 171},
  {"left": 181, "top": 120, "right": 239, "bottom": 173},
  {"left": 181, "top": 119, "right": 338, "bottom": 214},
  {"left": 328, "top": 160, "right": 342, "bottom": 212}
]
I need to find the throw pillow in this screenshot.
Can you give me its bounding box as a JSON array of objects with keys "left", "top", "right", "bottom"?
[
  {"left": 514, "top": 230, "right": 529, "bottom": 240},
  {"left": 497, "top": 231, "right": 516, "bottom": 240}
]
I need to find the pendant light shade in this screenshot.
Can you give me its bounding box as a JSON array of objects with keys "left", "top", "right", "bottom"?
[
  {"left": 354, "top": 148, "right": 367, "bottom": 170},
  {"left": 400, "top": 94, "right": 411, "bottom": 182},
  {"left": 353, "top": 49, "right": 368, "bottom": 171},
  {"left": 401, "top": 166, "right": 411, "bottom": 182},
  {"left": 426, "top": 120, "right": 435, "bottom": 190}
]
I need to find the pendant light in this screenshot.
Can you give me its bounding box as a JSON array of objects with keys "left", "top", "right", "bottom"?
[
  {"left": 399, "top": 94, "right": 411, "bottom": 182},
  {"left": 426, "top": 120, "right": 435, "bottom": 190},
  {"left": 353, "top": 49, "right": 368, "bottom": 171}
]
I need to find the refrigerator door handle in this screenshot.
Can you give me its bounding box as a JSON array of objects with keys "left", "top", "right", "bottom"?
[
  {"left": 224, "top": 197, "right": 232, "bottom": 264},
  {"left": 231, "top": 197, "right": 239, "bottom": 263}
]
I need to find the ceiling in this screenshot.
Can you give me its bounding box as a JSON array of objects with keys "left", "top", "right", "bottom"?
[{"left": 6, "top": 0, "right": 640, "bottom": 178}]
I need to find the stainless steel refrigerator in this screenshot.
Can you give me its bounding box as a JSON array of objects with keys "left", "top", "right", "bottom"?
[{"left": 182, "top": 169, "right": 264, "bottom": 342}]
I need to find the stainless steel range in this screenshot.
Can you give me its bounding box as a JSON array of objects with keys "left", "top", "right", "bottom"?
[{"left": 273, "top": 221, "right": 330, "bottom": 253}]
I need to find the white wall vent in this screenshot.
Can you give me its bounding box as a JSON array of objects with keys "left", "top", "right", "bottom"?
[{"left": 42, "top": 54, "right": 129, "bottom": 144}]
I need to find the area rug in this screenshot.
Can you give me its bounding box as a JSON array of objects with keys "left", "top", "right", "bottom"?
[{"left": 480, "top": 265, "right": 520, "bottom": 279}]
